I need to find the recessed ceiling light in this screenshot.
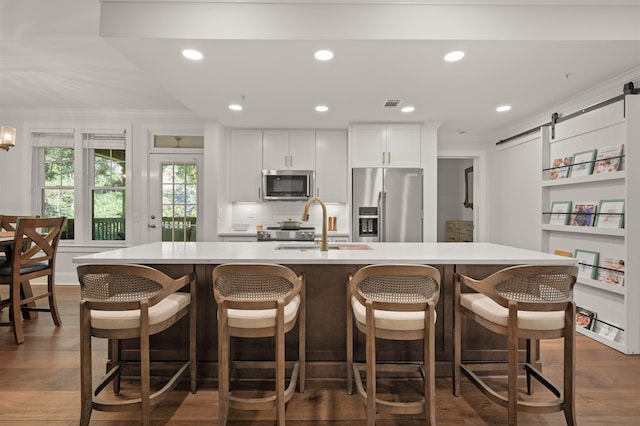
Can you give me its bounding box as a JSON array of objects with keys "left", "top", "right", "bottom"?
[
  {"left": 401, "top": 106, "right": 415, "bottom": 113},
  {"left": 444, "top": 51, "right": 465, "bottom": 62},
  {"left": 229, "top": 104, "right": 243, "bottom": 111},
  {"left": 182, "top": 49, "right": 203, "bottom": 61},
  {"left": 496, "top": 105, "right": 512, "bottom": 112},
  {"left": 314, "top": 50, "right": 334, "bottom": 61},
  {"left": 315, "top": 105, "right": 329, "bottom": 112}
]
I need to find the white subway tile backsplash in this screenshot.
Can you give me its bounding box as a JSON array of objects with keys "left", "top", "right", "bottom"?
[{"left": 231, "top": 202, "right": 348, "bottom": 232}]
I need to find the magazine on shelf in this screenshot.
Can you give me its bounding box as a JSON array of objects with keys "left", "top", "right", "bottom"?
[
  {"left": 570, "top": 203, "right": 597, "bottom": 227},
  {"left": 595, "top": 199, "right": 625, "bottom": 229},
  {"left": 598, "top": 257, "right": 625, "bottom": 286},
  {"left": 569, "top": 149, "right": 597, "bottom": 177},
  {"left": 593, "top": 144, "right": 624, "bottom": 174},
  {"left": 574, "top": 249, "right": 599, "bottom": 280},
  {"left": 576, "top": 307, "right": 597, "bottom": 331},
  {"left": 547, "top": 201, "right": 572, "bottom": 225},
  {"left": 549, "top": 156, "right": 572, "bottom": 179}
]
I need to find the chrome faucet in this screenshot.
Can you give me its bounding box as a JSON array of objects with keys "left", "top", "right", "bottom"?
[{"left": 301, "top": 196, "right": 328, "bottom": 251}]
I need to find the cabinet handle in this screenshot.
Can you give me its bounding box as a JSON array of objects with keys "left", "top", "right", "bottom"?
[
  {"left": 258, "top": 186, "right": 261, "bottom": 199},
  {"left": 317, "top": 187, "right": 320, "bottom": 197},
  {"left": 387, "top": 152, "right": 391, "bottom": 164},
  {"left": 382, "top": 152, "right": 386, "bottom": 164},
  {"left": 290, "top": 155, "right": 293, "bottom": 167},
  {"left": 284, "top": 155, "right": 288, "bottom": 167}
]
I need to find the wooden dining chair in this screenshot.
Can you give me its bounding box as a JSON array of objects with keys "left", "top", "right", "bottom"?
[
  {"left": 76, "top": 263, "right": 197, "bottom": 426},
  {"left": 346, "top": 264, "right": 441, "bottom": 426},
  {"left": 0, "top": 215, "right": 38, "bottom": 260},
  {"left": 453, "top": 264, "right": 579, "bottom": 426},
  {"left": 0, "top": 216, "right": 65, "bottom": 344},
  {"left": 212, "top": 263, "right": 305, "bottom": 426}
]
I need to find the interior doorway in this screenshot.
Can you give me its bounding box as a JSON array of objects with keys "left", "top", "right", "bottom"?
[{"left": 437, "top": 158, "right": 474, "bottom": 242}]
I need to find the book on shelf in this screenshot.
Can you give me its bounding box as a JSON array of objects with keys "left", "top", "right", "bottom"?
[
  {"left": 576, "top": 307, "right": 597, "bottom": 331},
  {"left": 570, "top": 203, "right": 597, "bottom": 227},
  {"left": 596, "top": 321, "right": 620, "bottom": 341},
  {"left": 548, "top": 201, "right": 572, "bottom": 225},
  {"left": 568, "top": 149, "right": 597, "bottom": 177},
  {"left": 575, "top": 249, "right": 599, "bottom": 280},
  {"left": 598, "top": 257, "right": 625, "bottom": 286},
  {"left": 593, "top": 144, "right": 624, "bottom": 174},
  {"left": 554, "top": 249, "right": 573, "bottom": 257},
  {"left": 595, "top": 199, "right": 625, "bottom": 229},
  {"left": 549, "top": 156, "right": 572, "bottom": 179}
]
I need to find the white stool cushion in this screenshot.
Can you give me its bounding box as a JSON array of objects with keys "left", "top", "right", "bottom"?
[
  {"left": 351, "top": 296, "right": 437, "bottom": 331},
  {"left": 460, "top": 293, "right": 564, "bottom": 331},
  {"left": 225, "top": 294, "right": 301, "bottom": 329},
  {"left": 91, "top": 293, "right": 191, "bottom": 330}
]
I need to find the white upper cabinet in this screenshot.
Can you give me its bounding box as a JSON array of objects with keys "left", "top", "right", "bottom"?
[
  {"left": 229, "top": 129, "right": 263, "bottom": 202},
  {"left": 351, "top": 123, "right": 421, "bottom": 168},
  {"left": 263, "top": 129, "right": 315, "bottom": 170},
  {"left": 315, "top": 130, "right": 348, "bottom": 203}
]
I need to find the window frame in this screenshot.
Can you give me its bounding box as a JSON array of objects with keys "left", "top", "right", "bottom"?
[{"left": 31, "top": 125, "right": 132, "bottom": 247}]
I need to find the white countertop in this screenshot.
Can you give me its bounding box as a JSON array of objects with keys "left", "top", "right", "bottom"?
[{"left": 72, "top": 242, "right": 575, "bottom": 266}]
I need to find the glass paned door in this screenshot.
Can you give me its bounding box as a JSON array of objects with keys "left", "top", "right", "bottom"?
[{"left": 149, "top": 154, "right": 202, "bottom": 242}]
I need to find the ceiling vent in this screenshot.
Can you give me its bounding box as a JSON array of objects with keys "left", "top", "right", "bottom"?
[{"left": 383, "top": 99, "right": 403, "bottom": 109}]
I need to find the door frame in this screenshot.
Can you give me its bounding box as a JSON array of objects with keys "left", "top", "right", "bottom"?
[
  {"left": 147, "top": 153, "right": 204, "bottom": 243},
  {"left": 437, "top": 150, "right": 486, "bottom": 242}
]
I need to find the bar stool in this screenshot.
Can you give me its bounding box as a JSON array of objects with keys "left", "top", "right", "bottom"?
[
  {"left": 76, "top": 264, "right": 197, "bottom": 425},
  {"left": 212, "top": 263, "right": 305, "bottom": 425},
  {"left": 453, "top": 264, "right": 578, "bottom": 426},
  {"left": 346, "top": 264, "right": 441, "bottom": 426}
]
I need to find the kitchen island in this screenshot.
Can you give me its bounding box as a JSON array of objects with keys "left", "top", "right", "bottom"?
[{"left": 73, "top": 241, "right": 575, "bottom": 379}]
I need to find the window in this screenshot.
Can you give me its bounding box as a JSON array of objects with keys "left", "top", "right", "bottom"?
[
  {"left": 33, "top": 128, "right": 129, "bottom": 244},
  {"left": 33, "top": 132, "right": 75, "bottom": 239},
  {"left": 85, "top": 133, "right": 126, "bottom": 241},
  {"left": 162, "top": 163, "right": 197, "bottom": 242}
]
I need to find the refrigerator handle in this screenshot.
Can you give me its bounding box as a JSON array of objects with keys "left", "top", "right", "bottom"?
[{"left": 378, "top": 191, "right": 386, "bottom": 242}]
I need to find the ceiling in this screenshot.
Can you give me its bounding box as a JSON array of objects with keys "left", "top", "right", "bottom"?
[{"left": 2, "top": 0, "right": 640, "bottom": 142}]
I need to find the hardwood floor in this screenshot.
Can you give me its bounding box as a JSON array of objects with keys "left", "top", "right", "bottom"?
[{"left": 1, "top": 285, "right": 639, "bottom": 425}]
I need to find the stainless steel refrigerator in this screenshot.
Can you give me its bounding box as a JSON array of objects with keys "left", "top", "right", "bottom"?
[{"left": 352, "top": 168, "right": 423, "bottom": 242}]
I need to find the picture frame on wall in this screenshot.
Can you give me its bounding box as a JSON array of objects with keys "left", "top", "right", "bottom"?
[
  {"left": 574, "top": 249, "right": 600, "bottom": 280},
  {"left": 569, "top": 149, "right": 597, "bottom": 177},
  {"left": 596, "top": 199, "right": 625, "bottom": 228},
  {"left": 548, "top": 200, "right": 572, "bottom": 225}
]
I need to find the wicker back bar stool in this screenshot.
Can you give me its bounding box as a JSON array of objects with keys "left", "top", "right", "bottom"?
[
  {"left": 453, "top": 264, "right": 578, "bottom": 425},
  {"left": 346, "top": 264, "right": 441, "bottom": 426},
  {"left": 212, "top": 263, "right": 305, "bottom": 426},
  {"left": 77, "top": 264, "right": 197, "bottom": 425}
]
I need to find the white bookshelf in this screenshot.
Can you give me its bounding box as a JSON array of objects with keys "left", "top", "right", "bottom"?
[{"left": 541, "top": 96, "right": 638, "bottom": 354}]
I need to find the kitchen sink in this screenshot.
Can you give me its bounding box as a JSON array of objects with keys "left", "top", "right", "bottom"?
[{"left": 275, "top": 243, "right": 372, "bottom": 251}]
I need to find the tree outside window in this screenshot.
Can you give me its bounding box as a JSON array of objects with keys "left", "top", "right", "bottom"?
[{"left": 43, "top": 147, "right": 75, "bottom": 239}]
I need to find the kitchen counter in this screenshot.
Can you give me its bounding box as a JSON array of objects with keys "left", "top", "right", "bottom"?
[
  {"left": 73, "top": 242, "right": 575, "bottom": 379},
  {"left": 73, "top": 241, "right": 570, "bottom": 265}
]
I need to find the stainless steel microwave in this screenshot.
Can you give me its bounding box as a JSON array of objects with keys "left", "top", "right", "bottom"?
[{"left": 262, "top": 170, "right": 314, "bottom": 201}]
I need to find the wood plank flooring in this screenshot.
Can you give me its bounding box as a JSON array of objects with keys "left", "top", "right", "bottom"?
[{"left": 1, "top": 285, "right": 639, "bottom": 425}]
